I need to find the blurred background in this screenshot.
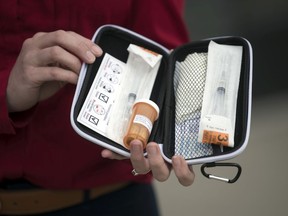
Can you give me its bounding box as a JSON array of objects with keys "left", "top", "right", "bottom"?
[{"left": 155, "top": 0, "right": 288, "bottom": 215}]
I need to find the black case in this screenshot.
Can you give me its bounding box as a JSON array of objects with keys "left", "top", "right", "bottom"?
[{"left": 71, "top": 25, "right": 253, "bottom": 183}]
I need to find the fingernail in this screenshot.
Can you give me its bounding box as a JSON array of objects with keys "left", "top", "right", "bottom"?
[
  {"left": 91, "top": 45, "right": 103, "bottom": 55},
  {"left": 130, "top": 140, "right": 143, "bottom": 153},
  {"left": 172, "top": 156, "right": 181, "bottom": 167},
  {"left": 130, "top": 139, "right": 142, "bottom": 146},
  {"left": 86, "top": 50, "right": 96, "bottom": 62},
  {"left": 147, "top": 145, "right": 157, "bottom": 156}
]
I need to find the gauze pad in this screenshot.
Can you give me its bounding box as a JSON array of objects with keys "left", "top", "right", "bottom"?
[
  {"left": 174, "top": 53, "right": 213, "bottom": 159},
  {"left": 198, "top": 41, "right": 243, "bottom": 147}
]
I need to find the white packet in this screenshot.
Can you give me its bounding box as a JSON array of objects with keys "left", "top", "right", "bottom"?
[
  {"left": 198, "top": 41, "right": 243, "bottom": 147},
  {"left": 106, "top": 44, "right": 162, "bottom": 145}
]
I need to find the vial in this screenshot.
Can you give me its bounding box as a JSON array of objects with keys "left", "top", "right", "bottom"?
[{"left": 123, "top": 99, "right": 159, "bottom": 149}]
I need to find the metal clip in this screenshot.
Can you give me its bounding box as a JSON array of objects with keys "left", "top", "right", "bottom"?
[{"left": 201, "top": 162, "right": 242, "bottom": 183}]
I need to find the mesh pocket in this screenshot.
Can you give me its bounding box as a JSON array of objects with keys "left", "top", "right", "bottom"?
[{"left": 174, "top": 53, "right": 213, "bottom": 159}]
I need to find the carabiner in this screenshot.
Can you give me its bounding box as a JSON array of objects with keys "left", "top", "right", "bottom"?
[{"left": 201, "top": 162, "right": 242, "bottom": 183}]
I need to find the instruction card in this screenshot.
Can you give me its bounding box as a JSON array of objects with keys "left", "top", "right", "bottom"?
[{"left": 77, "top": 53, "right": 126, "bottom": 136}]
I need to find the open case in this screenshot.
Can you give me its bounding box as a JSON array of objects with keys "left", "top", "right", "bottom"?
[{"left": 71, "top": 25, "right": 253, "bottom": 183}]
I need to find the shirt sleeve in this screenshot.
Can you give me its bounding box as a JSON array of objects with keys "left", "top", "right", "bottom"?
[
  {"left": 130, "top": 0, "right": 189, "bottom": 49},
  {"left": 0, "top": 62, "right": 36, "bottom": 135}
]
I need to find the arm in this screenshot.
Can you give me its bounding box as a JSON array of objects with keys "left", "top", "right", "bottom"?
[
  {"left": 7, "top": 31, "right": 102, "bottom": 112},
  {"left": 1, "top": 31, "right": 102, "bottom": 134}
]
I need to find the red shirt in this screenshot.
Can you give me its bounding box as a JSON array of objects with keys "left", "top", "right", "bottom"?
[{"left": 0, "top": 0, "right": 189, "bottom": 189}]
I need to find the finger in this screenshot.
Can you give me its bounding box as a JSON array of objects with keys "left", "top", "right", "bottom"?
[
  {"left": 34, "top": 46, "right": 82, "bottom": 73},
  {"left": 33, "top": 32, "right": 46, "bottom": 38},
  {"left": 28, "top": 66, "right": 79, "bottom": 85},
  {"left": 33, "top": 30, "right": 102, "bottom": 63},
  {"left": 130, "top": 140, "right": 150, "bottom": 174},
  {"left": 101, "top": 149, "right": 128, "bottom": 160},
  {"left": 172, "top": 155, "right": 195, "bottom": 186},
  {"left": 146, "top": 142, "right": 170, "bottom": 182},
  {"left": 67, "top": 31, "right": 103, "bottom": 55}
]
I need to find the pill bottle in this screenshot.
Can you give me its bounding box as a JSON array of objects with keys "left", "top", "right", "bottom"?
[{"left": 123, "top": 99, "right": 159, "bottom": 149}]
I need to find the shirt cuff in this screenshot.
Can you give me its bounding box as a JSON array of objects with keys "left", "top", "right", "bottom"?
[{"left": 0, "top": 71, "right": 37, "bottom": 135}]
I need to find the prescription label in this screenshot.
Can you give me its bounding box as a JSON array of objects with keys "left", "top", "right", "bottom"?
[
  {"left": 202, "top": 130, "right": 229, "bottom": 146},
  {"left": 198, "top": 114, "right": 234, "bottom": 147},
  {"left": 133, "top": 114, "right": 153, "bottom": 133}
]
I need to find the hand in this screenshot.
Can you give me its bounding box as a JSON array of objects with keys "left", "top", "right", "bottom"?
[
  {"left": 6, "top": 30, "right": 102, "bottom": 112},
  {"left": 101, "top": 140, "right": 195, "bottom": 186}
]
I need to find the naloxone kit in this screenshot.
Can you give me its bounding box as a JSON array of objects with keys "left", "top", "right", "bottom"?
[{"left": 71, "top": 25, "right": 253, "bottom": 183}]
